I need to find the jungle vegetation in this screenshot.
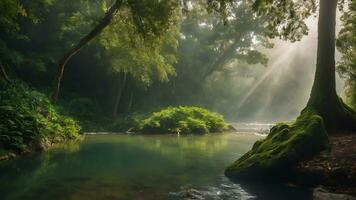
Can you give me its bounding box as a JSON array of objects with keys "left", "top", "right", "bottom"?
[{"left": 0, "top": 0, "right": 355, "bottom": 185}]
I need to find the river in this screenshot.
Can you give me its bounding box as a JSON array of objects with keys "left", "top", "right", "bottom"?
[{"left": 0, "top": 124, "right": 311, "bottom": 200}]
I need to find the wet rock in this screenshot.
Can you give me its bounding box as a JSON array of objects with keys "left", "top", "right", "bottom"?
[
  {"left": 227, "top": 124, "right": 237, "bottom": 132},
  {"left": 0, "top": 155, "right": 8, "bottom": 161},
  {"left": 8, "top": 153, "right": 16, "bottom": 158},
  {"left": 0, "top": 152, "right": 16, "bottom": 161},
  {"left": 126, "top": 127, "right": 137, "bottom": 134},
  {"left": 313, "top": 187, "right": 356, "bottom": 200},
  {"left": 184, "top": 189, "right": 205, "bottom": 200},
  {"left": 171, "top": 188, "right": 205, "bottom": 200},
  {"left": 35, "top": 138, "right": 51, "bottom": 151}
]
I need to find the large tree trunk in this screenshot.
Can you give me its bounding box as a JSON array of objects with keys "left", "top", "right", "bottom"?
[
  {"left": 307, "top": 0, "right": 356, "bottom": 132},
  {"left": 51, "top": 0, "right": 122, "bottom": 101},
  {"left": 113, "top": 73, "right": 127, "bottom": 118}
]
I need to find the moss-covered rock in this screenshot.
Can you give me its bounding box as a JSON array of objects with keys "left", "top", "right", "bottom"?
[
  {"left": 141, "top": 106, "right": 228, "bottom": 134},
  {"left": 225, "top": 108, "right": 330, "bottom": 180}
]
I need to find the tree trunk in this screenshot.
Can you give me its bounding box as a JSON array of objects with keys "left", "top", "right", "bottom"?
[
  {"left": 0, "top": 62, "right": 10, "bottom": 82},
  {"left": 113, "top": 73, "right": 127, "bottom": 118},
  {"left": 307, "top": 0, "right": 356, "bottom": 132},
  {"left": 201, "top": 39, "right": 241, "bottom": 81},
  {"left": 127, "top": 90, "right": 134, "bottom": 111},
  {"left": 51, "top": 0, "right": 122, "bottom": 101}
]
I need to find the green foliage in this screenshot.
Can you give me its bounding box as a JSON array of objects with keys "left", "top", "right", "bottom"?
[
  {"left": 337, "top": 0, "right": 356, "bottom": 109},
  {"left": 0, "top": 0, "right": 27, "bottom": 66},
  {"left": 141, "top": 106, "right": 228, "bottom": 134},
  {"left": 225, "top": 107, "right": 329, "bottom": 180},
  {"left": 111, "top": 113, "right": 146, "bottom": 132},
  {"left": 0, "top": 80, "right": 81, "bottom": 154},
  {"left": 250, "top": 0, "right": 316, "bottom": 42},
  {"left": 99, "top": 7, "right": 179, "bottom": 87},
  {"left": 0, "top": 0, "right": 55, "bottom": 67}
]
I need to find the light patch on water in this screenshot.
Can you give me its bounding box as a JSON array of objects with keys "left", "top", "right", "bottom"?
[
  {"left": 229, "top": 123, "right": 274, "bottom": 135},
  {"left": 169, "top": 176, "right": 256, "bottom": 200},
  {"left": 84, "top": 132, "right": 117, "bottom": 135}
]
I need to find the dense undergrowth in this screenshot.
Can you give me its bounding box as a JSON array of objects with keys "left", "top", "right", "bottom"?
[
  {"left": 0, "top": 80, "right": 81, "bottom": 159},
  {"left": 140, "top": 106, "right": 228, "bottom": 134}
]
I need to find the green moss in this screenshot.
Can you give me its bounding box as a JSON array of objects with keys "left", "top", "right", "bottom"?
[
  {"left": 0, "top": 80, "right": 82, "bottom": 156},
  {"left": 141, "top": 106, "right": 228, "bottom": 134},
  {"left": 225, "top": 107, "right": 330, "bottom": 180}
]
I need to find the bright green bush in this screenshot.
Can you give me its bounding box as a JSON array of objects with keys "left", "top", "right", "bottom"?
[
  {"left": 141, "top": 106, "right": 228, "bottom": 134},
  {"left": 0, "top": 80, "right": 81, "bottom": 155}
]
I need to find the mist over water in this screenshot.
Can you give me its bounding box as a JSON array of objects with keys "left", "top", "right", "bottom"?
[{"left": 209, "top": 18, "right": 345, "bottom": 123}]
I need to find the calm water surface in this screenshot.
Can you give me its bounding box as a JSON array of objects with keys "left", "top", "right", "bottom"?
[{"left": 0, "top": 132, "right": 311, "bottom": 200}]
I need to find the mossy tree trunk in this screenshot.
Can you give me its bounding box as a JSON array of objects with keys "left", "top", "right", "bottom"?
[
  {"left": 51, "top": 0, "right": 122, "bottom": 101},
  {"left": 306, "top": 0, "right": 356, "bottom": 132}
]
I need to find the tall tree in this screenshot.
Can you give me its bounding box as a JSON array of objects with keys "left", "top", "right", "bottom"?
[
  {"left": 98, "top": 9, "right": 179, "bottom": 117},
  {"left": 213, "top": 0, "right": 356, "bottom": 132},
  {"left": 51, "top": 0, "right": 179, "bottom": 100},
  {"left": 51, "top": 0, "right": 122, "bottom": 100},
  {"left": 306, "top": 0, "right": 356, "bottom": 132},
  {"left": 222, "top": 0, "right": 356, "bottom": 180}
]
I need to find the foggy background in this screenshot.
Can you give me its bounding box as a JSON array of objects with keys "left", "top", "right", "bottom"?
[{"left": 205, "top": 17, "right": 345, "bottom": 123}]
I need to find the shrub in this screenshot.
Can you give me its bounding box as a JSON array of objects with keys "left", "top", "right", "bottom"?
[
  {"left": 141, "top": 106, "right": 228, "bottom": 134},
  {"left": 0, "top": 80, "right": 81, "bottom": 154}
]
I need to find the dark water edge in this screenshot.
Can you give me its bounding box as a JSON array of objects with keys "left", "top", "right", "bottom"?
[{"left": 0, "top": 132, "right": 312, "bottom": 200}]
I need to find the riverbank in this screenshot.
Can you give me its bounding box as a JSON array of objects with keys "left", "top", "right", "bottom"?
[
  {"left": 295, "top": 133, "right": 356, "bottom": 197},
  {"left": 0, "top": 80, "right": 82, "bottom": 162}
]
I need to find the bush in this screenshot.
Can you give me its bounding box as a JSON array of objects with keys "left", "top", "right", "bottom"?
[
  {"left": 141, "top": 106, "right": 228, "bottom": 134},
  {"left": 0, "top": 80, "right": 81, "bottom": 154}
]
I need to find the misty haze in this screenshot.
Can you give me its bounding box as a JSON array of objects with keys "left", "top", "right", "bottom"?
[{"left": 0, "top": 1, "right": 355, "bottom": 200}]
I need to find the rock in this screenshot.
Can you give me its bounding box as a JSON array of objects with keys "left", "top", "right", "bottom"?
[
  {"left": 313, "top": 186, "right": 356, "bottom": 200},
  {"left": 35, "top": 138, "right": 51, "bottom": 151},
  {"left": 227, "top": 124, "right": 237, "bottom": 132},
  {"left": 8, "top": 153, "right": 16, "bottom": 158},
  {"left": 126, "top": 127, "right": 137, "bottom": 134},
  {"left": 0, "top": 155, "right": 8, "bottom": 161},
  {"left": 0, "top": 152, "right": 16, "bottom": 161},
  {"left": 171, "top": 188, "right": 205, "bottom": 200},
  {"left": 183, "top": 189, "right": 205, "bottom": 200},
  {"left": 225, "top": 109, "right": 330, "bottom": 180}
]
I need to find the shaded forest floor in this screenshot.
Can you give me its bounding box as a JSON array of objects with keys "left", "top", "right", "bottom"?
[{"left": 296, "top": 133, "right": 356, "bottom": 196}]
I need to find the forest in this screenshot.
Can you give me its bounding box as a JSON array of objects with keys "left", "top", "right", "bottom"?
[{"left": 0, "top": 0, "right": 355, "bottom": 200}]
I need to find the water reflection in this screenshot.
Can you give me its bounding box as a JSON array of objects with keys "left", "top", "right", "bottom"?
[{"left": 0, "top": 132, "right": 311, "bottom": 200}]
